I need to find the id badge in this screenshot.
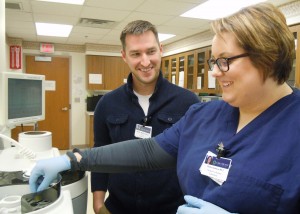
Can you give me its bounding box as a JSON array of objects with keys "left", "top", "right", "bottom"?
[
  {"left": 134, "top": 124, "right": 152, "bottom": 139},
  {"left": 199, "top": 151, "right": 232, "bottom": 185}
]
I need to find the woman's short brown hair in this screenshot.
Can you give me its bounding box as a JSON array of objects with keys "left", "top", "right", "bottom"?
[{"left": 211, "top": 3, "right": 295, "bottom": 84}]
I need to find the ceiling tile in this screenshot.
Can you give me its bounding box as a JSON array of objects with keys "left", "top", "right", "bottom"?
[
  {"left": 6, "top": 10, "right": 33, "bottom": 22},
  {"left": 5, "top": 0, "right": 299, "bottom": 46},
  {"left": 85, "top": 0, "right": 145, "bottom": 10},
  {"left": 121, "top": 11, "right": 174, "bottom": 26},
  {"left": 80, "top": 6, "right": 131, "bottom": 21},
  {"left": 71, "top": 26, "right": 111, "bottom": 35},
  {"left": 31, "top": 1, "right": 82, "bottom": 17},
  {"left": 33, "top": 14, "right": 79, "bottom": 25},
  {"left": 136, "top": 0, "right": 198, "bottom": 16}
]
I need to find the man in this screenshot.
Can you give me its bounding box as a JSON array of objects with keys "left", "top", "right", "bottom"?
[{"left": 91, "top": 20, "right": 199, "bottom": 214}]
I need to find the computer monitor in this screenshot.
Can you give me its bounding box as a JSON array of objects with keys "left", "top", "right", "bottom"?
[{"left": 0, "top": 72, "right": 45, "bottom": 128}]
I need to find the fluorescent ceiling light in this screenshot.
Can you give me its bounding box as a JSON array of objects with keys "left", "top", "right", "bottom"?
[
  {"left": 36, "top": 0, "right": 85, "bottom": 5},
  {"left": 158, "top": 33, "right": 176, "bottom": 42},
  {"left": 36, "top": 23, "right": 73, "bottom": 37},
  {"left": 181, "top": 0, "right": 267, "bottom": 20}
]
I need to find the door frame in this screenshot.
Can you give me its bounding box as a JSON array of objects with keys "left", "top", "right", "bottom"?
[{"left": 23, "top": 54, "right": 71, "bottom": 149}]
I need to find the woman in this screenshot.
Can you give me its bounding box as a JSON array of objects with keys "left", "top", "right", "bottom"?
[{"left": 30, "top": 3, "right": 300, "bottom": 213}]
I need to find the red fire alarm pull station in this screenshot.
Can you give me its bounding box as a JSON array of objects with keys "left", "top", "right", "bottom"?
[{"left": 10, "top": 45, "right": 22, "bottom": 69}]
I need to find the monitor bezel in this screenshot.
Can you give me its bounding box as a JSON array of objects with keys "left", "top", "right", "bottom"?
[{"left": 0, "top": 72, "right": 45, "bottom": 128}]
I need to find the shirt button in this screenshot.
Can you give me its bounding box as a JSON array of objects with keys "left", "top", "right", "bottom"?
[{"left": 168, "top": 117, "right": 172, "bottom": 121}]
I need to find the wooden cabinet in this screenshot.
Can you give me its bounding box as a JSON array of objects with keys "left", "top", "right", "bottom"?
[
  {"left": 86, "top": 113, "right": 94, "bottom": 148},
  {"left": 163, "top": 24, "right": 300, "bottom": 92},
  {"left": 289, "top": 25, "right": 300, "bottom": 88},
  {"left": 195, "top": 48, "right": 221, "bottom": 94},
  {"left": 104, "top": 56, "right": 129, "bottom": 90},
  {"left": 186, "top": 51, "right": 195, "bottom": 90},
  {"left": 168, "top": 53, "right": 186, "bottom": 85},
  {"left": 162, "top": 47, "right": 221, "bottom": 94},
  {"left": 162, "top": 57, "right": 171, "bottom": 81},
  {"left": 86, "top": 55, "right": 105, "bottom": 90},
  {"left": 86, "top": 55, "right": 129, "bottom": 90}
]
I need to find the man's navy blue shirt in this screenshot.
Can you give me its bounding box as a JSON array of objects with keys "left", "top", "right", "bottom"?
[{"left": 91, "top": 72, "right": 199, "bottom": 214}]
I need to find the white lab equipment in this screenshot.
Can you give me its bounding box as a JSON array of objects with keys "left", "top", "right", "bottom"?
[{"left": 0, "top": 132, "right": 88, "bottom": 214}]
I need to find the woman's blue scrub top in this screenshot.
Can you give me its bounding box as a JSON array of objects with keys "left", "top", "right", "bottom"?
[{"left": 156, "top": 89, "right": 300, "bottom": 214}]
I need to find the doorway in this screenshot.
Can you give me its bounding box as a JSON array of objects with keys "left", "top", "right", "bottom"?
[{"left": 12, "top": 55, "right": 70, "bottom": 150}]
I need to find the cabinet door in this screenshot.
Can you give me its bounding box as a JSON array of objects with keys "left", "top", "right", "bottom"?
[
  {"left": 85, "top": 114, "right": 94, "bottom": 148},
  {"left": 289, "top": 25, "right": 300, "bottom": 88},
  {"left": 168, "top": 54, "right": 186, "bottom": 86},
  {"left": 196, "top": 50, "right": 206, "bottom": 91},
  {"left": 86, "top": 55, "right": 129, "bottom": 91},
  {"left": 162, "top": 47, "right": 221, "bottom": 94},
  {"left": 178, "top": 54, "right": 185, "bottom": 87},
  {"left": 162, "top": 57, "right": 171, "bottom": 81},
  {"left": 104, "top": 56, "right": 129, "bottom": 90},
  {"left": 86, "top": 55, "right": 105, "bottom": 90},
  {"left": 170, "top": 57, "right": 178, "bottom": 85},
  {"left": 186, "top": 52, "right": 195, "bottom": 90},
  {"left": 195, "top": 47, "right": 221, "bottom": 94}
]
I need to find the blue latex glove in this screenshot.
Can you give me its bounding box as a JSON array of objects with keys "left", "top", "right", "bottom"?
[
  {"left": 29, "top": 154, "right": 71, "bottom": 192},
  {"left": 177, "top": 195, "right": 236, "bottom": 214}
]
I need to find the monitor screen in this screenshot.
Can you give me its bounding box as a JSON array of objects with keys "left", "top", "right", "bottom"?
[{"left": 8, "top": 78, "right": 43, "bottom": 120}]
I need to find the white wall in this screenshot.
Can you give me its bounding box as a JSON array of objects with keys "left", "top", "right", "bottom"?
[
  {"left": 0, "top": 0, "right": 10, "bottom": 139},
  {"left": 0, "top": 0, "right": 6, "bottom": 73},
  {"left": 70, "top": 53, "right": 87, "bottom": 147}
]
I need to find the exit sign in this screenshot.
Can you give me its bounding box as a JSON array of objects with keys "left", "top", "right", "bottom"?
[{"left": 40, "top": 43, "right": 54, "bottom": 53}]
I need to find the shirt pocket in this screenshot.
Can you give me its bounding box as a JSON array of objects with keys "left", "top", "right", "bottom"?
[
  {"left": 106, "top": 114, "right": 129, "bottom": 141},
  {"left": 215, "top": 174, "right": 283, "bottom": 213},
  {"left": 157, "top": 113, "right": 183, "bottom": 125}
]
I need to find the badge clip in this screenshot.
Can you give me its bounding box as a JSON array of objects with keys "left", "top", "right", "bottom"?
[{"left": 216, "top": 142, "right": 228, "bottom": 158}]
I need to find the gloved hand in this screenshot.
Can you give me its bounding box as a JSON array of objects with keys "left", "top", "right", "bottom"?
[
  {"left": 29, "top": 154, "right": 71, "bottom": 192},
  {"left": 177, "top": 195, "right": 236, "bottom": 214}
]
